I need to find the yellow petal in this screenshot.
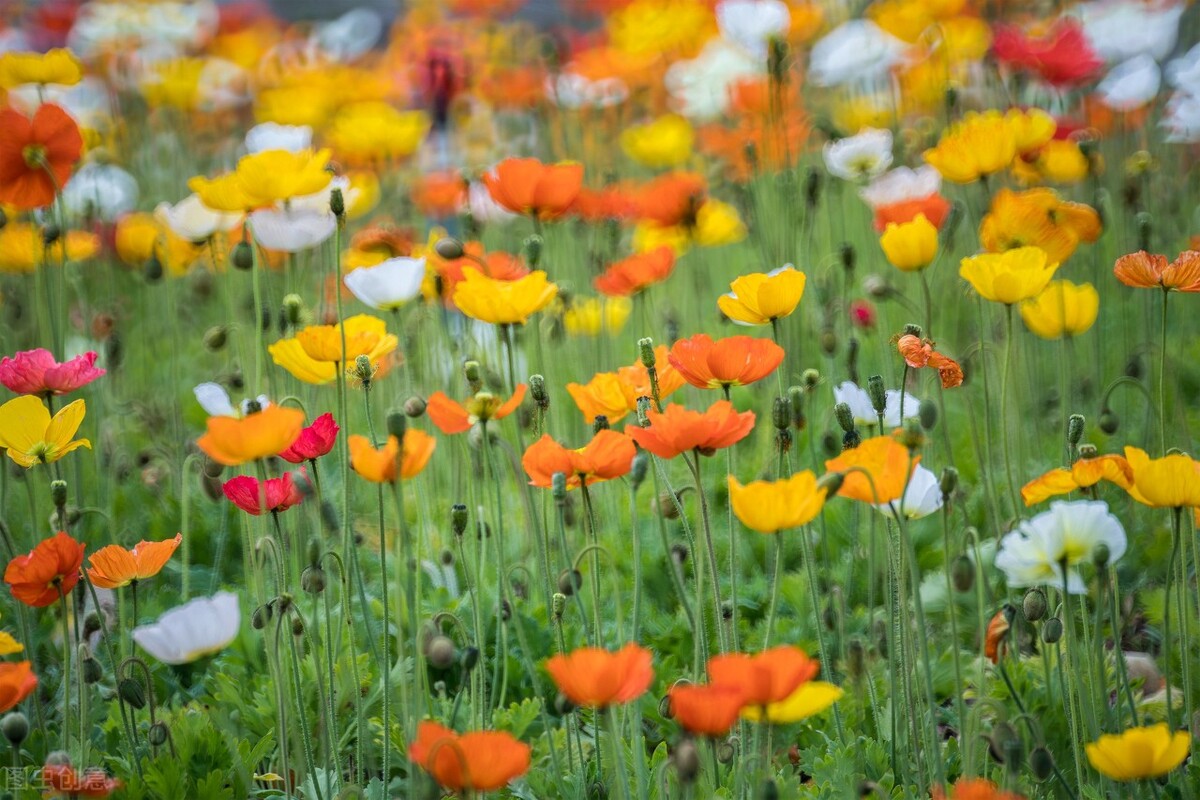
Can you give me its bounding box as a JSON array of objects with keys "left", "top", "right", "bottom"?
[
  {"left": 0, "top": 631, "right": 24, "bottom": 655},
  {"left": 45, "top": 398, "right": 86, "bottom": 448},
  {"left": 0, "top": 395, "right": 51, "bottom": 454}
]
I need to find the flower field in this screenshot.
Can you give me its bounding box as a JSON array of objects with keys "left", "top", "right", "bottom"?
[{"left": 1, "top": 0, "right": 1200, "bottom": 798}]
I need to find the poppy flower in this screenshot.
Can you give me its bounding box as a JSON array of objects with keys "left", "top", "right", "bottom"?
[
  {"left": 923, "top": 111, "right": 1016, "bottom": 184},
  {"left": 0, "top": 662, "right": 37, "bottom": 712},
  {"left": 196, "top": 405, "right": 306, "bottom": 467},
  {"left": 728, "top": 471, "right": 827, "bottom": 533},
  {"left": 984, "top": 609, "right": 1010, "bottom": 664},
  {"left": 932, "top": 777, "right": 1026, "bottom": 800},
  {"left": 717, "top": 267, "right": 807, "bottom": 326},
  {"left": 194, "top": 148, "right": 332, "bottom": 211},
  {"left": 452, "top": 268, "right": 558, "bottom": 326},
  {"left": 979, "top": 188, "right": 1101, "bottom": 265},
  {"left": 1121, "top": 447, "right": 1200, "bottom": 508},
  {"left": 993, "top": 19, "right": 1103, "bottom": 86},
  {"left": 427, "top": 386, "right": 526, "bottom": 434},
  {"left": 879, "top": 214, "right": 938, "bottom": 272},
  {"left": 0, "top": 395, "right": 91, "bottom": 469},
  {"left": 4, "top": 531, "right": 85, "bottom": 608},
  {"left": 294, "top": 314, "right": 399, "bottom": 364},
  {"left": 132, "top": 591, "right": 240, "bottom": 664},
  {"left": 824, "top": 435, "right": 918, "bottom": 505},
  {"left": 0, "top": 103, "right": 83, "bottom": 210},
  {"left": 0, "top": 49, "right": 84, "bottom": 88},
  {"left": 570, "top": 185, "right": 638, "bottom": 223},
  {"left": 566, "top": 347, "right": 686, "bottom": 424},
  {"left": 860, "top": 165, "right": 949, "bottom": 231},
  {"left": 411, "top": 171, "right": 467, "bottom": 218},
  {"left": 0, "top": 223, "right": 98, "bottom": 274},
  {"left": 325, "top": 103, "right": 429, "bottom": 166},
  {"left": 626, "top": 401, "right": 755, "bottom": 459},
  {"left": 631, "top": 172, "right": 707, "bottom": 228},
  {"left": 521, "top": 430, "right": 636, "bottom": 490},
  {"left": 620, "top": 114, "right": 695, "bottom": 169},
  {"left": 561, "top": 296, "right": 632, "bottom": 336},
  {"left": 1019, "top": 280, "right": 1100, "bottom": 339},
  {"left": 545, "top": 643, "right": 654, "bottom": 707},
  {"left": 222, "top": 473, "right": 304, "bottom": 516},
  {"left": 431, "top": 243, "right": 530, "bottom": 303},
  {"left": 1085, "top": 724, "right": 1190, "bottom": 781},
  {"left": 1021, "top": 453, "right": 1134, "bottom": 506},
  {"left": 1113, "top": 250, "right": 1200, "bottom": 292},
  {"left": 594, "top": 247, "right": 676, "bottom": 297},
  {"left": 896, "top": 335, "right": 964, "bottom": 389},
  {"left": 408, "top": 721, "right": 532, "bottom": 792},
  {"left": 668, "top": 683, "right": 746, "bottom": 736},
  {"left": 633, "top": 199, "right": 747, "bottom": 255},
  {"left": 348, "top": 430, "right": 436, "bottom": 483},
  {"left": 708, "top": 646, "right": 819, "bottom": 708},
  {"left": 86, "top": 534, "right": 183, "bottom": 589},
  {"left": 959, "top": 247, "right": 1060, "bottom": 305},
  {"left": 278, "top": 413, "right": 339, "bottom": 463},
  {"left": 483, "top": 158, "right": 583, "bottom": 220},
  {"left": 42, "top": 764, "right": 121, "bottom": 798},
  {"left": 996, "top": 500, "right": 1126, "bottom": 595},
  {"left": 668, "top": 334, "right": 784, "bottom": 391},
  {"left": 0, "top": 349, "right": 105, "bottom": 396}
]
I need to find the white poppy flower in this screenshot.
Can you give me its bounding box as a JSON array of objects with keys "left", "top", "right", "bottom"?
[
  {"left": 245, "top": 123, "right": 313, "bottom": 154},
  {"left": 193, "top": 383, "right": 269, "bottom": 418},
  {"left": 823, "top": 128, "right": 894, "bottom": 181},
  {"left": 995, "top": 500, "right": 1127, "bottom": 595},
  {"left": 156, "top": 194, "right": 242, "bottom": 242},
  {"left": 716, "top": 0, "right": 790, "bottom": 60},
  {"left": 194, "top": 57, "right": 249, "bottom": 111},
  {"left": 344, "top": 257, "right": 427, "bottom": 311},
  {"left": 1166, "top": 42, "right": 1200, "bottom": 90},
  {"left": 859, "top": 165, "right": 942, "bottom": 209},
  {"left": 665, "top": 38, "right": 760, "bottom": 121},
  {"left": 313, "top": 8, "right": 383, "bottom": 62},
  {"left": 133, "top": 591, "right": 241, "bottom": 665},
  {"left": 69, "top": 0, "right": 219, "bottom": 58},
  {"left": 833, "top": 381, "right": 920, "bottom": 428},
  {"left": 809, "top": 20, "right": 906, "bottom": 88},
  {"left": 62, "top": 162, "right": 139, "bottom": 222},
  {"left": 249, "top": 208, "right": 337, "bottom": 253},
  {"left": 875, "top": 464, "right": 944, "bottom": 520},
  {"left": 1077, "top": 0, "right": 1184, "bottom": 63},
  {"left": 1096, "top": 55, "right": 1162, "bottom": 111},
  {"left": 467, "top": 181, "right": 517, "bottom": 224},
  {"left": 1161, "top": 91, "right": 1200, "bottom": 142},
  {"left": 289, "top": 176, "right": 354, "bottom": 216}
]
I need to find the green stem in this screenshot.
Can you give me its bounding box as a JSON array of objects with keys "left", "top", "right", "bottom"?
[{"left": 685, "top": 450, "right": 728, "bottom": 654}]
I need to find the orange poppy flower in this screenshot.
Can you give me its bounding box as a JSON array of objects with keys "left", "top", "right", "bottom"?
[
  {"left": 708, "top": 646, "right": 819, "bottom": 707},
  {"left": 0, "top": 103, "right": 83, "bottom": 210},
  {"left": 408, "top": 721, "right": 531, "bottom": 792},
  {"left": 521, "top": 430, "right": 636, "bottom": 490},
  {"left": 632, "top": 172, "right": 706, "bottom": 227},
  {"left": 1113, "top": 250, "right": 1200, "bottom": 292},
  {"left": 348, "top": 430, "right": 436, "bottom": 483},
  {"left": 431, "top": 243, "right": 529, "bottom": 302},
  {"left": 196, "top": 405, "right": 306, "bottom": 467},
  {"left": 570, "top": 184, "right": 638, "bottom": 223},
  {"left": 668, "top": 334, "right": 784, "bottom": 392},
  {"left": 86, "top": 534, "right": 182, "bottom": 589},
  {"left": 0, "top": 662, "right": 37, "bottom": 712},
  {"left": 824, "top": 435, "right": 918, "bottom": 505},
  {"left": 984, "top": 609, "right": 1010, "bottom": 664},
  {"left": 426, "top": 385, "right": 526, "bottom": 434},
  {"left": 668, "top": 683, "right": 746, "bottom": 736},
  {"left": 873, "top": 194, "right": 952, "bottom": 232},
  {"left": 1021, "top": 454, "right": 1133, "bottom": 506},
  {"left": 625, "top": 401, "right": 755, "bottom": 459},
  {"left": 566, "top": 347, "right": 686, "bottom": 423},
  {"left": 483, "top": 158, "right": 583, "bottom": 220},
  {"left": 979, "top": 188, "right": 1101, "bottom": 265},
  {"left": 412, "top": 170, "right": 467, "bottom": 218},
  {"left": 896, "top": 334, "right": 964, "bottom": 388},
  {"left": 594, "top": 247, "right": 676, "bottom": 297},
  {"left": 4, "top": 531, "right": 85, "bottom": 608},
  {"left": 933, "top": 777, "right": 1026, "bottom": 800},
  {"left": 545, "top": 643, "right": 654, "bottom": 707}
]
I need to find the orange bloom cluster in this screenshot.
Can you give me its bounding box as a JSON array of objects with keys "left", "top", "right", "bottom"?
[
  {"left": 626, "top": 401, "right": 755, "bottom": 459},
  {"left": 567, "top": 346, "right": 685, "bottom": 423},
  {"left": 668, "top": 334, "right": 784, "bottom": 392},
  {"left": 521, "top": 430, "right": 637, "bottom": 489},
  {"left": 896, "top": 334, "right": 964, "bottom": 388}
]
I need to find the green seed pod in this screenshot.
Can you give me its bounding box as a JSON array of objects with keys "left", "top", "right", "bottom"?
[
  {"left": 918, "top": 398, "right": 938, "bottom": 430},
  {"left": 451, "top": 504, "right": 468, "bottom": 536},
  {"left": 1042, "top": 617, "right": 1064, "bottom": 644},
  {"left": 551, "top": 593, "right": 567, "bottom": 621},
  {"left": 552, "top": 472, "right": 567, "bottom": 503},
  {"left": 231, "top": 240, "right": 254, "bottom": 270},
  {"left": 834, "top": 402, "right": 855, "bottom": 433},
  {"left": 118, "top": 677, "right": 147, "bottom": 710},
  {"left": 951, "top": 554, "right": 975, "bottom": 593},
  {"left": 866, "top": 375, "right": 887, "bottom": 414},
  {"left": 1067, "top": 414, "right": 1085, "bottom": 445},
  {"left": 1094, "top": 543, "right": 1111, "bottom": 570},
  {"left": 1, "top": 712, "right": 28, "bottom": 746},
  {"left": 1023, "top": 588, "right": 1048, "bottom": 622}
]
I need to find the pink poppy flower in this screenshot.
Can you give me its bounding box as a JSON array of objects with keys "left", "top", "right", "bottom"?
[
  {"left": 222, "top": 471, "right": 305, "bottom": 516},
  {"left": 0, "top": 349, "right": 105, "bottom": 396},
  {"left": 278, "top": 413, "right": 339, "bottom": 464}
]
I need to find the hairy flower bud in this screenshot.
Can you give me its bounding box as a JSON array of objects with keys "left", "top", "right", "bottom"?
[
  {"left": 1067, "top": 414, "right": 1085, "bottom": 445},
  {"left": 522, "top": 235, "right": 543, "bottom": 268},
  {"left": 1023, "top": 588, "right": 1048, "bottom": 622},
  {"left": 231, "top": 240, "right": 253, "bottom": 271},
  {"left": 329, "top": 187, "right": 345, "bottom": 218},
  {"left": 866, "top": 375, "right": 887, "bottom": 414},
  {"left": 939, "top": 467, "right": 958, "bottom": 499},
  {"left": 951, "top": 554, "right": 975, "bottom": 592},
  {"left": 1, "top": 712, "right": 28, "bottom": 747},
  {"left": 451, "top": 504, "right": 468, "bottom": 536},
  {"left": 1042, "top": 617, "right": 1064, "bottom": 643},
  {"left": 672, "top": 738, "right": 701, "bottom": 784},
  {"left": 425, "top": 635, "right": 457, "bottom": 669},
  {"left": 834, "top": 402, "right": 855, "bottom": 433},
  {"left": 918, "top": 399, "right": 937, "bottom": 430},
  {"left": 529, "top": 374, "right": 549, "bottom": 410},
  {"left": 203, "top": 325, "right": 228, "bottom": 351}
]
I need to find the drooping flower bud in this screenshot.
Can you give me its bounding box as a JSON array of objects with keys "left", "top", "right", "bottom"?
[
  {"left": 1042, "top": 617, "right": 1064, "bottom": 643},
  {"left": 951, "top": 554, "right": 975, "bottom": 592},
  {"left": 1, "top": 712, "right": 28, "bottom": 747},
  {"left": 918, "top": 399, "right": 937, "bottom": 430}
]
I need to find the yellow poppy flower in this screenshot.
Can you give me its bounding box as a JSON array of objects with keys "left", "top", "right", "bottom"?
[
  {"left": 1005, "top": 108, "right": 1056, "bottom": 157},
  {"left": 452, "top": 268, "right": 558, "bottom": 325},
  {"left": 188, "top": 173, "right": 261, "bottom": 213},
  {"left": 979, "top": 188, "right": 1101, "bottom": 265},
  {"left": 879, "top": 213, "right": 938, "bottom": 272},
  {"left": 293, "top": 314, "right": 398, "bottom": 364},
  {"left": 728, "top": 472, "right": 827, "bottom": 533},
  {"left": 139, "top": 57, "right": 205, "bottom": 110},
  {"left": 325, "top": 103, "right": 430, "bottom": 165},
  {"left": 0, "top": 395, "right": 91, "bottom": 468},
  {"left": 740, "top": 681, "right": 843, "bottom": 724},
  {"left": 0, "top": 48, "right": 83, "bottom": 88},
  {"left": 940, "top": 16, "right": 991, "bottom": 62},
  {"left": 621, "top": 115, "right": 694, "bottom": 169},
  {"left": 0, "top": 224, "right": 98, "bottom": 274},
  {"left": 959, "top": 246, "right": 1059, "bottom": 305},
  {"left": 345, "top": 170, "right": 381, "bottom": 219},
  {"left": 267, "top": 339, "right": 337, "bottom": 385},
  {"left": 235, "top": 148, "right": 333, "bottom": 206},
  {"left": 563, "top": 297, "right": 632, "bottom": 336},
  {"left": 1085, "top": 724, "right": 1190, "bottom": 781},
  {"left": 1019, "top": 280, "right": 1099, "bottom": 339},
  {"left": 717, "top": 267, "right": 806, "bottom": 325},
  {"left": 196, "top": 405, "right": 305, "bottom": 467},
  {"left": 694, "top": 200, "right": 747, "bottom": 246},
  {"left": 1036, "top": 139, "right": 1090, "bottom": 184},
  {"left": 0, "top": 632, "right": 23, "bottom": 656},
  {"left": 608, "top": 0, "right": 714, "bottom": 57},
  {"left": 923, "top": 110, "right": 1016, "bottom": 183},
  {"left": 254, "top": 85, "right": 335, "bottom": 129},
  {"left": 1122, "top": 447, "right": 1200, "bottom": 508}
]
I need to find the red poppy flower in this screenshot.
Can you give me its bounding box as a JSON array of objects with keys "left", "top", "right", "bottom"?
[
  {"left": 222, "top": 471, "right": 304, "bottom": 515},
  {"left": 896, "top": 334, "right": 964, "bottom": 389},
  {"left": 0, "top": 348, "right": 105, "bottom": 396},
  {"left": 408, "top": 721, "right": 531, "bottom": 792},
  {"left": 625, "top": 401, "right": 755, "bottom": 459},
  {"left": 873, "top": 194, "right": 951, "bottom": 232},
  {"left": 668, "top": 683, "right": 746, "bottom": 736},
  {"left": 0, "top": 103, "right": 83, "bottom": 210},
  {"left": 411, "top": 170, "right": 467, "bottom": 218},
  {"left": 483, "top": 158, "right": 583, "bottom": 220},
  {"left": 993, "top": 19, "right": 1103, "bottom": 86},
  {"left": 849, "top": 300, "right": 876, "bottom": 329},
  {"left": 546, "top": 643, "right": 654, "bottom": 707},
  {"left": 427, "top": 385, "right": 526, "bottom": 434},
  {"left": 708, "top": 646, "right": 819, "bottom": 707},
  {"left": 521, "top": 429, "right": 636, "bottom": 489},
  {"left": 4, "top": 531, "right": 84, "bottom": 608},
  {"left": 594, "top": 247, "right": 676, "bottom": 297},
  {"left": 0, "top": 662, "right": 37, "bottom": 713},
  {"left": 668, "top": 334, "right": 784, "bottom": 391},
  {"left": 41, "top": 764, "right": 121, "bottom": 798},
  {"left": 933, "top": 777, "right": 1026, "bottom": 800},
  {"left": 278, "top": 412, "right": 339, "bottom": 463}
]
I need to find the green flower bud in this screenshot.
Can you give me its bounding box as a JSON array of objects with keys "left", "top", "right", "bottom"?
[
  {"left": 404, "top": 396, "right": 426, "bottom": 417},
  {"left": 522, "top": 235, "right": 543, "bottom": 268},
  {"left": 918, "top": 398, "right": 938, "bottom": 430},
  {"left": 630, "top": 451, "right": 649, "bottom": 488},
  {"left": 638, "top": 338, "right": 656, "bottom": 368},
  {"left": 557, "top": 569, "right": 582, "bottom": 596},
  {"left": 203, "top": 325, "right": 228, "bottom": 351},
  {"left": 592, "top": 415, "right": 609, "bottom": 433},
  {"left": 435, "top": 237, "right": 465, "bottom": 260},
  {"left": 1078, "top": 443, "right": 1098, "bottom": 459},
  {"left": 148, "top": 721, "right": 169, "bottom": 747},
  {"left": 1042, "top": 617, "right": 1064, "bottom": 643},
  {"left": 1, "top": 712, "right": 28, "bottom": 747},
  {"left": 353, "top": 354, "right": 374, "bottom": 386},
  {"left": 834, "top": 402, "right": 855, "bottom": 433},
  {"left": 1094, "top": 543, "right": 1111, "bottom": 570},
  {"left": 672, "top": 738, "right": 701, "bottom": 784},
  {"left": 772, "top": 396, "right": 790, "bottom": 430},
  {"left": 551, "top": 592, "right": 567, "bottom": 620},
  {"left": 939, "top": 467, "right": 958, "bottom": 499},
  {"left": 1023, "top": 588, "right": 1048, "bottom": 622},
  {"left": 842, "top": 429, "right": 861, "bottom": 450},
  {"left": 1067, "top": 414, "right": 1085, "bottom": 445},
  {"left": 386, "top": 410, "right": 407, "bottom": 440},
  {"left": 817, "top": 471, "right": 844, "bottom": 497},
  {"left": 329, "top": 187, "right": 345, "bottom": 218},
  {"left": 1030, "top": 746, "right": 1055, "bottom": 781},
  {"left": 231, "top": 240, "right": 253, "bottom": 271},
  {"left": 951, "top": 554, "right": 975, "bottom": 592},
  {"left": 118, "top": 677, "right": 147, "bottom": 710},
  {"left": 529, "top": 374, "right": 549, "bottom": 409},
  {"left": 50, "top": 480, "right": 67, "bottom": 508},
  {"left": 425, "top": 635, "right": 457, "bottom": 669},
  {"left": 802, "top": 369, "right": 820, "bottom": 389},
  {"left": 81, "top": 656, "right": 102, "bottom": 685},
  {"left": 866, "top": 375, "right": 887, "bottom": 414},
  {"left": 552, "top": 472, "right": 567, "bottom": 503},
  {"left": 451, "top": 504, "right": 468, "bottom": 536},
  {"left": 301, "top": 565, "right": 326, "bottom": 594}
]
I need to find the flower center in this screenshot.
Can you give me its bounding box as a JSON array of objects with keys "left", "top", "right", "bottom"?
[{"left": 22, "top": 144, "right": 47, "bottom": 170}]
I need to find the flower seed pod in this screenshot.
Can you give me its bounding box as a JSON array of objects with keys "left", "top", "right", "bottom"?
[
  {"left": 451, "top": 504, "right": 468, "bottom": 536},
  {"left": 118, "top": 678, "right": 147, "bottom": 710},
  {"left": 866, "top": 375, "right": 887, "bottom": 414},
  {"left": 636, "top": 396, "right": 652, "bottom": 427},
  {"left": 1042, "top": 617, "right": 1064, "bottom": 643},
  {"left": 426, "top": 635, "right": 457, "bottom": 669},
  {"left": 1, "top": 712, "right": 28, "bottom": 747},
  {"left": 203, "top": 325, "right": 228, "bottom": 351},
  {"left": 231, "top": 240, "right": 253, "bottom": 271},
  {"left": 771, "top": 397, "right": 790, "bottom": 431},
  {"left": 557, "top": 569, "right": 582, "bottom": 596},
  {"left": 638, "top": 338, "right": 656, "bottom": 368},
  {"left": 951, "top": 554, "right": 975, "bottom": 592},
  {"left": 592, "top": 415, "right": 609, "bottom": 433},
  {"left": 918, "top": 398, "right": 937, "bottom": 430},
  {"left": 291, "top": 617, "right": 304, "bottom": 637},
  {"left": 551, "top": 593, "right": 567, "bottom": 621},
  {"left": 435, "top": 237, "right": 464, "bottom": 260},
  {"left": 672, "top": 739, "right": 701, "bottom": 784},
  {"left": 1029, "top": 745, "right": 1055, "bottom": 781},
  {"left": 1067, "top": 414, "right": 1085, "bottom": 445},
  {"left": 1022, "top": 588, "right": 1048, "bottom": 622},
  {"left": 301, "top": 565, "right": 326, "bottom": 594},
  {"left": 386, "top": 409, "right": 407, "bottom": 440}
]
